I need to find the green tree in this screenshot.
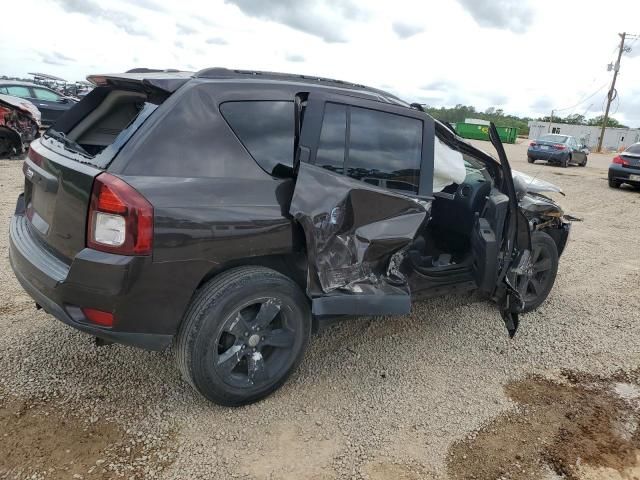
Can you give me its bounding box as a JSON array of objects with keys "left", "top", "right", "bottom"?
[
  {"left": 586, "top": 115, "right": 627, "bottom": 128},
  {"left": 422, "top": 104, "right": 530, "bottom": 135}
]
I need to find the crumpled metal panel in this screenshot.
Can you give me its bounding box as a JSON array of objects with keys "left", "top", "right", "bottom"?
[
  {"left": 512, "top": 170, "right": 564, "bottom": 196},
  {"left": 290, "top": 163, "right": 429, "bottom": 299}
]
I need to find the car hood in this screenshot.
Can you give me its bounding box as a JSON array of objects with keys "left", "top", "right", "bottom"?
[{"left": 512, "top": 170, "right": 564, "bottom": 196}]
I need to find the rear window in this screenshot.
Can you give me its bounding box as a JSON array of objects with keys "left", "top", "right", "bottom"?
[
  {"left": 347, "top": 106, "right": 422, "bottom": 193},
  {"left": 44, "top": 86, "right": 158, "bottom": 166},
  {"left": 316, "top": 103, "right": 347, "bottom": 174},
  {"left": 220, "top": 101, "right": 294, "bottom": 175},
  {"left": 625, "top": 144, "right": 640, "bottom": 154},
  {"left": 539, "top": 134, "right": 568, "bottom": 143}
]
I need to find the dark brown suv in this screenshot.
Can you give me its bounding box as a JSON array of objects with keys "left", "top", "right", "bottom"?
[{"left": 9, "top": 68, "right": 571, "bottom": 406}]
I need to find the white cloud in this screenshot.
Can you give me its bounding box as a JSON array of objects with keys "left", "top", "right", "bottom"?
[{"left": 1, "top": 0, "right": 639, "bottom": 126}]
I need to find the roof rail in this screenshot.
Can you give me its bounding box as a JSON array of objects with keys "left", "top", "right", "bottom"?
[
  {"left": 194, "top": 67, "right": 368, "bottom": 89},
  {"left": 125, "top": 68, "right": 182, "bottom": 74}
]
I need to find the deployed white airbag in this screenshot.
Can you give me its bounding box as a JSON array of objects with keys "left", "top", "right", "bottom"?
[{"left": 433, "top": 138, "right": 467, "bottom": 191}]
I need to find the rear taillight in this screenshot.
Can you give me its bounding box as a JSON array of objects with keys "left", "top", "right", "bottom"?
[
  {"left": 529, "top": 142, "right": 536, "bottom": 147},
  {"left": 553, "top": 144, "right": 566, "bottom": 150},
  {"left": 87, "top": 173, "right": 153, "bottom": 255},
  {"left": 612, "top": 155, "right": 628, "bottom": 166},
  {"left": 81, "top": 308, "right": 114, "bottom": 328},
  {"left": 28, "top": 147, "right": 44, "bottom": 167}
]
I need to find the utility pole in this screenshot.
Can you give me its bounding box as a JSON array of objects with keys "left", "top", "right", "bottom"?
[
  {"left": 547, "top": 109, "right": 554, "bottom": 133},
  {"left": 597, "top": 32, "right": 626, "bottom": 152}
]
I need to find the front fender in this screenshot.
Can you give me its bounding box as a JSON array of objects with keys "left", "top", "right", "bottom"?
[{"left": 519, "top": 192, "right": 564, "bottom": 220}]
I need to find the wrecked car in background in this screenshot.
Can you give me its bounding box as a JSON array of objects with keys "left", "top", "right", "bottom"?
[
  {"left": 0, "top": 93, "right": 40, "bottom": 157},
  {"left": 9, "top": 68, "right": 571, "bottom": 407}
]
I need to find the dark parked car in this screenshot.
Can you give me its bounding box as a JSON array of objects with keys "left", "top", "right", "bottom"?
[
  {"left": 528, "top": 134, "right": 588, "bottom": 167},
  {"left": 9, "top": 69, "right": 571, "bottom": 406},
  {"left": 608, "top": 143, "right": 640, "bottom": 188},
  {"left": 0, "top": 81, "right": 76, "bottom": 126}
]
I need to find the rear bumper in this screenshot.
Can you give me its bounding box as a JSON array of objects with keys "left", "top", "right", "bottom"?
[
  {"left": 608, "top": 164, "right": 640, "bottom": 185},
  {"left": 9, "top": 206, "right": 172, "bottom": 350},
  {"left": 528, "top": 149, "right": 568, "bottom": 162}
]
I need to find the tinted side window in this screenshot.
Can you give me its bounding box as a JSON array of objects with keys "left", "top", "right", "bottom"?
[
  {"left": 347, "top": 107, "right": 422, "bottom": 193},
  {"left": 6, "top": 86, "right": 31, "bottom": 97},
  {"left": 33, "top": 88, "right": 60, "bottom": 101},
  {"left": 220, "top": 101, "right": 294, "bottom": 175},
  {"left": 316, "top": 103, "right": 347, "bottom": 174}
]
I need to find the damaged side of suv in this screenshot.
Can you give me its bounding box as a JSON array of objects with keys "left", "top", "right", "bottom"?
[{"left": 9, "top": 69, "right": 571, "bottom": 407}]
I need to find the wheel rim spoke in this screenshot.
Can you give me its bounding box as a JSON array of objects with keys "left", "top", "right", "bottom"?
[
  {"left": 217, "top": 343, "right": 244, "bottom": 375},
  {"left": 534, "top": 257, "right": 552, "bottom": 273},
  {"left": 247, "top": 351, "right": 269, "bottom": 383},
  {"left": 529, "top": 277, "right": 542, "bottom": 296},
  {"left": 531, "top": 246, "right": 542, "bottom": 264},
  {"left": 262, "top": 329, "right": 294, "bottom": 349},
  {"left": 254, "top": 300, "right": 281, "bottom": 329},
  {"left": 224, "top": 312, "right": 251, "bottom": 337}
]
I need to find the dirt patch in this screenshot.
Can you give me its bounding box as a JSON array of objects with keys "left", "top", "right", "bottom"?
[
  {"left": 239, "top": 423, "right": 341, "bottom": 479},
  {"left": 0, "top": 394, "right": 174, "bottom": 479},
  {"left": 447, "top": 370, "right": 640, "bottom": 479},
  {"left": 364, "top": 461, "right": 433, "bottom": 480}
]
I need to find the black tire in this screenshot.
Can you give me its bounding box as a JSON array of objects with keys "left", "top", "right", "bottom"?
[
  {"left": 561, "top": 155, "right": 570, "bottom": 168},
  {"left": 608, "top": 176, "right": 621, "bottom": 188},
  {"left": 175, "top": 266, "right": 311, "bottom": 406},
  {"left": 579, "top": 157, "right": 587, "bottom": 167},
  {"left": 527, "top": 156, "right": 535, "bottom": 164},
  {"left": 517, "top": 231, "right": 559, "bottom": 313}
]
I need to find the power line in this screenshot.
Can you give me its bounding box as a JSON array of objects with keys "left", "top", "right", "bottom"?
[{"left": 553, "top": 82, "right": 609, "bottom": 112}]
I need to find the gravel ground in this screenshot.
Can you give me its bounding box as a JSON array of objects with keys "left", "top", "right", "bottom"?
[{"left": 1, "top": 140, "right": 639, "bottom": 479}]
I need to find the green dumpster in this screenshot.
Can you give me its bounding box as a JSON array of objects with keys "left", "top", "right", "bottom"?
[
  {"left": 496, "top": 126, "right": 518, "bottom": 144},
  {"left": 454, "top": 122, "right": 490, "bottom": 141},
  {"left": 454, "top": 123, "right": 518, "bottom": 144}
]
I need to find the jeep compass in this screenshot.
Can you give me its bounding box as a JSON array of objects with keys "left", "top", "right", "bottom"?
[{"left": 9, "top": 68, "right": 571, "bottom": 406}]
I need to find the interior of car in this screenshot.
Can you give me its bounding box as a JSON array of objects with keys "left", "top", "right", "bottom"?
[{"left": 407, "top": 152, "right": 505, "bottom": 286}]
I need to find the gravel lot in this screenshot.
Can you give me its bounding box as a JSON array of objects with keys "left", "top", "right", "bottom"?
[{"left": 1, "top": 140, "right": 639, "bottom": 479}]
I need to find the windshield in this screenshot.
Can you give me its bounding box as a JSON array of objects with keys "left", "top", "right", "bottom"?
[
  {"left": 539, "top": 134, "right": 568, "bottom": 143},
  {"left": 625, "top": 144, "right": 640, "bottom": 154}
]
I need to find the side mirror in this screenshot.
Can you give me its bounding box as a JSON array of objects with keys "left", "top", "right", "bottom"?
[{"left": 57, "top": 97, "right": 69, "bottom": 104}]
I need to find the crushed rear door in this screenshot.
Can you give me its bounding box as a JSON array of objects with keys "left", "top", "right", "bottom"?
[
  {"left": 290, "top": 164, "right": 428, "bottom": 315},
  {"left": 290, "top": 93, "right": 431, "bottom": 316}
]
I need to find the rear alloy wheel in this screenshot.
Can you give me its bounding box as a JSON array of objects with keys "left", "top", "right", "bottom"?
[
  {"left": 176, "top": 266, "right": 311, "bottom": 406},
  {"left": 527, "top": 156, "right": 535, "bottom": 164},
  {"left": 517, "top": 231, "right": 559, "bottom": 313},
  {"left": 561, "top": 155, "right": 570, "bottom": 168}
]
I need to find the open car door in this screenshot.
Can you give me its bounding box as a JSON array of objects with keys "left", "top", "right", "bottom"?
[
  {"left": 427, "top": 120, "right": 533, "bottom": 337},
  {"left": 289, "top": 92, "right": 433, "bottom": 317},
  {"left": 485, "top": 123, "right": 532, "bottom": 337}
]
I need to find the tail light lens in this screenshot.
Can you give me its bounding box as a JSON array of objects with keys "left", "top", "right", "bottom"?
[
  {"left": 81, "top": 307, "right": 114, "bottom": 327},
  {"left": 612, "top": 155, "right": 628, "bottom": 166},
  {"left": 87, "top": 173, "right": 153, "bottom": 255},
  {"left": 553, "top": 144, "right": 566, "bottom": 150},
  {"left": 529, "top": 142, "right": 536, "bottom": 147}
]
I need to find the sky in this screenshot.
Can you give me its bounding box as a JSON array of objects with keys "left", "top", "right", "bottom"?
[{"left": 2, "top": 0, "right": 640, "bottom": 127}]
